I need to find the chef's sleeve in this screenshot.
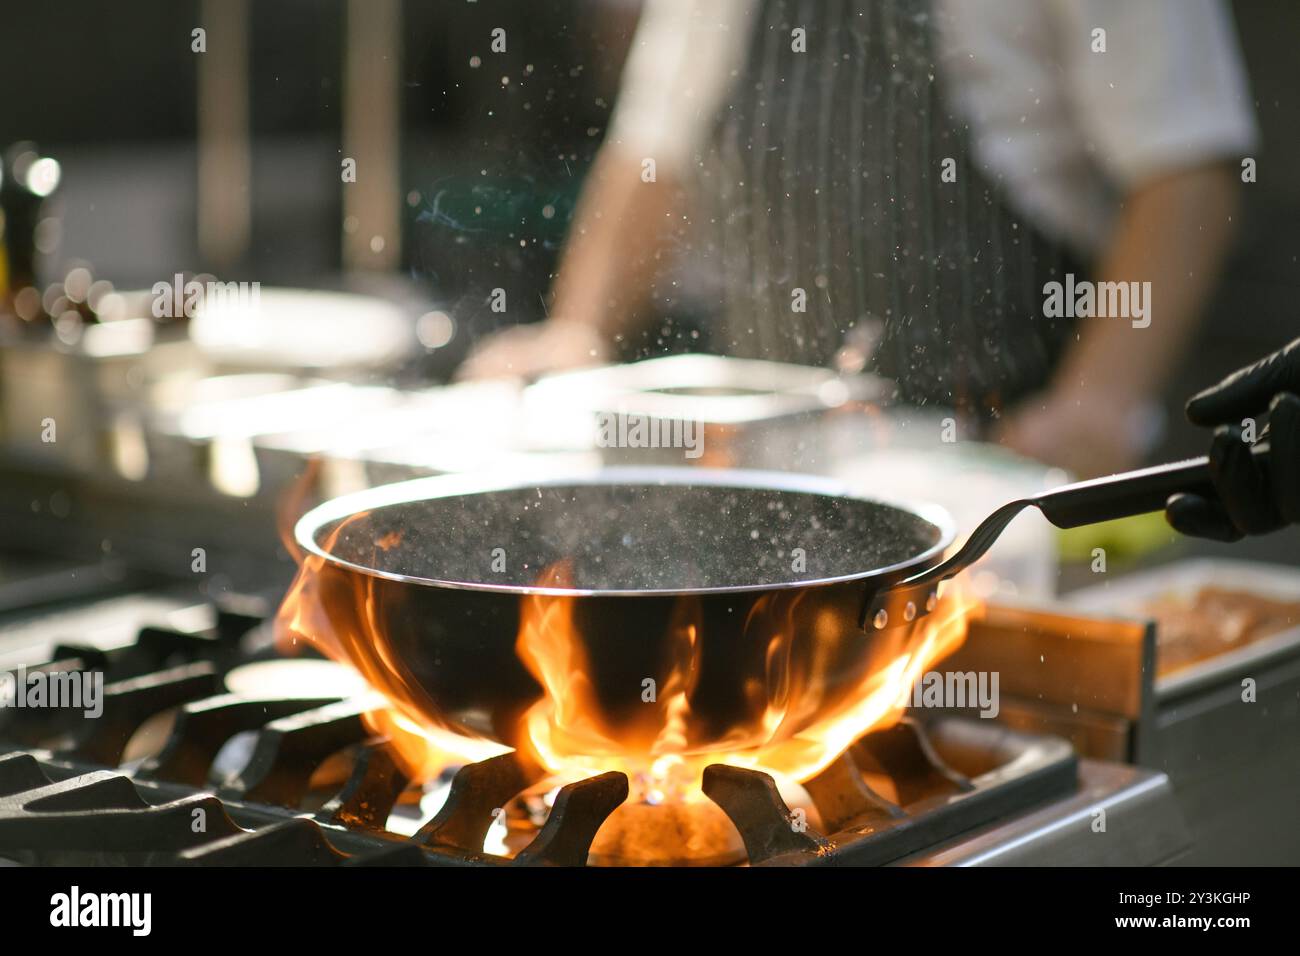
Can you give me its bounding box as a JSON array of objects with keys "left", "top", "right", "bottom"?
[
  {"left": 604, "top": 0, "right": 758, "bottom": 173},
  {"left": 1055, "top": 0, "right": 1258, "bottom": 186}
]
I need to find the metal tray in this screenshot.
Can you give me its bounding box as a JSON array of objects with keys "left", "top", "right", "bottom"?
[{"left": 1064, "top": 558, "right": 1300, "bottom": 700}]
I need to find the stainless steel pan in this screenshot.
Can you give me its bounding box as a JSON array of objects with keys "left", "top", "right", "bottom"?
[{"left": 289, "top": 467, "right": 953, "bottom": 754}]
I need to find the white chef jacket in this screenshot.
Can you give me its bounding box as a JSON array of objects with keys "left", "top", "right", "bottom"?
[{"left": 605, "top": 0, "right": 1258, "bottom": 258}]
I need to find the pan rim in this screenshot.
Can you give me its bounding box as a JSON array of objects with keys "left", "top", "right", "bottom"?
[{"left": 293, "top": 466, "right": 956, "bottom": 597}]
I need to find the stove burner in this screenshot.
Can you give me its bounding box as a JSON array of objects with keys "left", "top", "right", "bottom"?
[{"left": 0, "top": 597, "right": 1077, "bottom": 866}]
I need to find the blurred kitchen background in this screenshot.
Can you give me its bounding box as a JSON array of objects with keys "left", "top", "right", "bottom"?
[{"left": 1, "top": 0, "right": 1298, "bottom": 595}]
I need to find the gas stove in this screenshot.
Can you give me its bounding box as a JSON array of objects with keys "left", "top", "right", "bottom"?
[{"left": 0, "top": 581, "right": 1191, "bottom": 867}]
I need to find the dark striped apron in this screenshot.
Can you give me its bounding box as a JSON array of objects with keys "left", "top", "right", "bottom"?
[{"left": 692, "top": 0, "right": 1081, "bottom": 420}]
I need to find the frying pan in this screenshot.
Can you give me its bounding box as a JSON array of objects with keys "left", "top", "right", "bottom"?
[{"left": 290, "top": 451, "right": 1260, "bottom": 755}]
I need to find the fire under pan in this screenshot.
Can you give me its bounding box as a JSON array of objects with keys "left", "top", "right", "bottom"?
[{"left": 0, "top": 598, "right": 1078, "bottom": 867}]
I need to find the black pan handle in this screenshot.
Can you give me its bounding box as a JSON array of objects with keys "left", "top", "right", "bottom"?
[
  {"left": 1031, "top": 456, "right": 1213, "bottom": 528},
  {"left": 861, "top": 443, "right": 1271, "bottom": 630},
  {"left": 1032, "top": 441, "right": 1270, "bottom": 528}
]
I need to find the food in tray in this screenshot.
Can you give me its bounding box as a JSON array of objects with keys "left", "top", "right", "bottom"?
[{"left": 1143, "top": 586, "right": 1300, "bottom": 675}]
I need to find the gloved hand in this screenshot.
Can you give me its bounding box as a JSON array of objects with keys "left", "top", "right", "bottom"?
[{"left": 1166, "top": 337, "right": 1300, "bottom": 541}]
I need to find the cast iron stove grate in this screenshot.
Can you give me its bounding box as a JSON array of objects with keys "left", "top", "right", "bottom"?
[{"left": 0, "top": 598, "right": 1077, "bottom": 866}]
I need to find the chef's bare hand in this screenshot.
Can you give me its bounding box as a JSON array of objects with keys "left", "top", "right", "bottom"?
[
  {"left": 1166, "top": 337, "right": 1300, "bottom": 541},
  {"left": 456, "top": 319, "right": 612, "bottom": 381}
]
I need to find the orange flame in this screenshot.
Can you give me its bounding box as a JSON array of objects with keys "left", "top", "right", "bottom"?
[
  {"left": 512, "top": 570, "right": 979, "bottom": 795},
  {"left": 274, "top": 516, "right": 510, "bottom": 781},
  {"left": 511, "top": 562, "right": 718, "bottom": 801}
]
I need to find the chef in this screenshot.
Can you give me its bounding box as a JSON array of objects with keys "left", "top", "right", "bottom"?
[{"left": 460, "top": 0, "right": 1257, "bottom": 479}]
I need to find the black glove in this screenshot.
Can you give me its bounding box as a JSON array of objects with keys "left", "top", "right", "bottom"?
[{"left": 1166, "top": 337, "right": 1300, "bottom": 541}]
